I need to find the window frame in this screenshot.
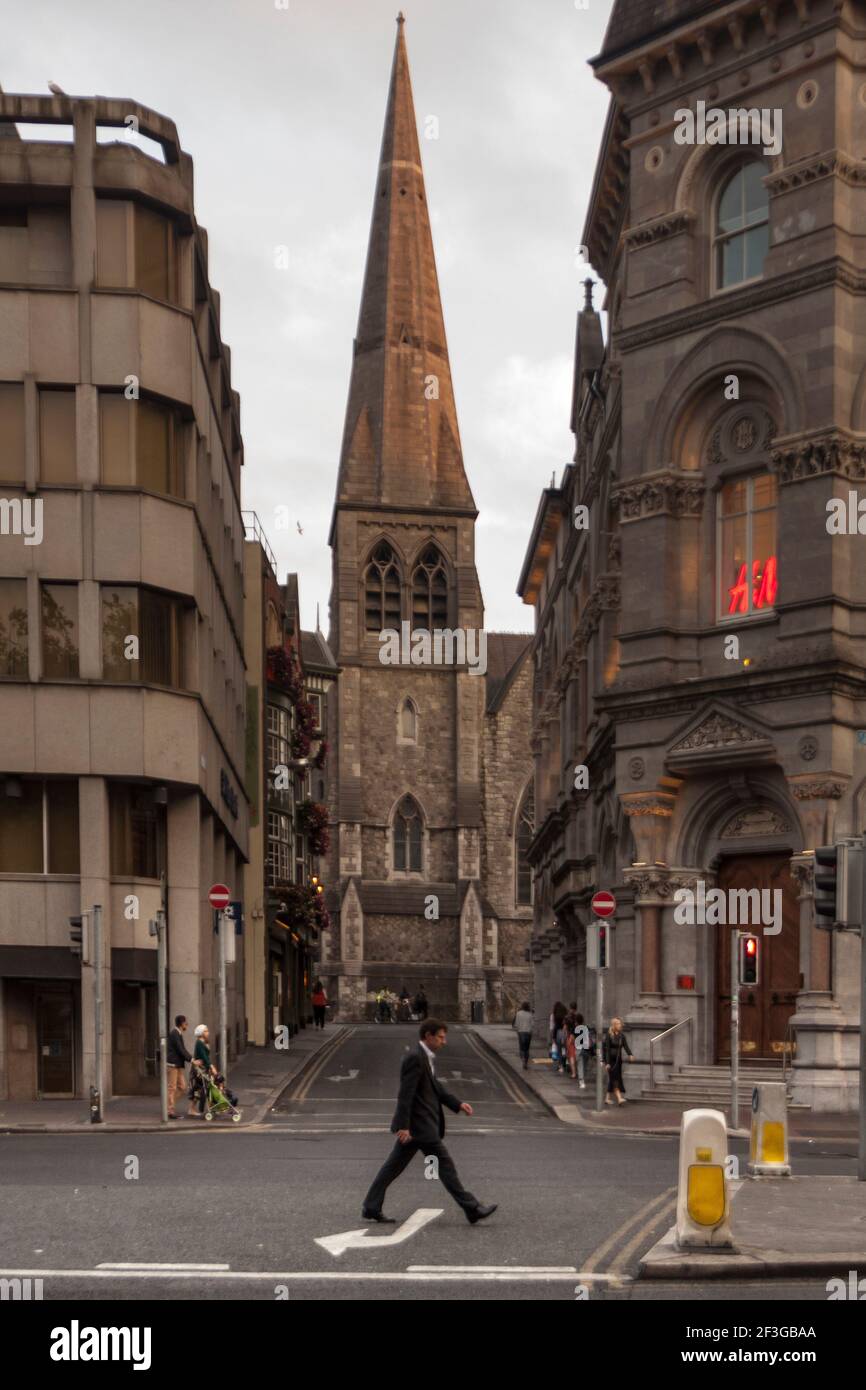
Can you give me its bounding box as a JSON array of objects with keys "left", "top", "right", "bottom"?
[
  {"left": 716, "top": 471, "right": 778, "bottom": 624},
  {"left": 712, "top": 159, "right": 770, "bottom": 296}
]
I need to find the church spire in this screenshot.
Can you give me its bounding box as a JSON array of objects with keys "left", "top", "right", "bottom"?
[{"left": 332, "top": 16, "right": 476, "bottom": 522}]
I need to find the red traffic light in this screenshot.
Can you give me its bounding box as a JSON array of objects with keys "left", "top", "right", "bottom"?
[{"left": 745, "top": 937, "right": 756, "bottom": 955}]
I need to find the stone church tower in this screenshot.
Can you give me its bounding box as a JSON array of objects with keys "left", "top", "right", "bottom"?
[{"left": 323, "top": 17, "right": 533, "bottom": 1021}]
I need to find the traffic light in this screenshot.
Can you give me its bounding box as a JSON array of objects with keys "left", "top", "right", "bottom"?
[
  {"left": 69, "top": 915, "right": 83, "bottom": 957},
  {"left": 738, "top": 934, "right": 759, "bottom": 986},
  {"left": 814, "top": 841, "right": 863, "bottom": 930}
]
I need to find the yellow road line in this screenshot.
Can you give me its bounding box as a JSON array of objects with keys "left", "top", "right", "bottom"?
[
  {"left": 293, "top": 1027, "right": 354, "bottom": 1103},
  {"left": 462, "top": 1030, "right": 529, "bottom": 1107},
  {"left": 583, "top": 1186, "right": 677, "bottom": 1275},
  {"left": 609, "top": 1196, "right": 677, "bottom": 1275}
]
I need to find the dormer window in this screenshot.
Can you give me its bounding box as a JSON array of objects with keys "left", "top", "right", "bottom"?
[{"left": 715, "top": 161, "right": 769, "bottom": 291}]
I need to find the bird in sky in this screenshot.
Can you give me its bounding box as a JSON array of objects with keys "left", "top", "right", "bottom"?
[{"left": 297, "top": 521, "right": 303, "bottom": 535}]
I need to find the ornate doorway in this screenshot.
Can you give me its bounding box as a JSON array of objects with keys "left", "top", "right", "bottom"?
[{"left": 715, "top": 854, "right": 799, "bottom": 1061}]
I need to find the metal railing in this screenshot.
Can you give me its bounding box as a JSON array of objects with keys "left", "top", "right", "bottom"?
[
  {"left": 242, "top": 509, "right": 278, "bottom": 578},
  {"left": 649, "top": 1015, "right": 694, "bottom": 1090},
  {"left": 781, "top": 1018, "right": 798, "bottom": 1087}
]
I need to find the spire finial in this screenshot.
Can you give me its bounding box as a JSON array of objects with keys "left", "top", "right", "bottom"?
[
  {"left": 397, "top": 10, "right": 405, "bottom": 23},
  {"left": 583, "top": 278, "right": 594, "bottom": 311}
]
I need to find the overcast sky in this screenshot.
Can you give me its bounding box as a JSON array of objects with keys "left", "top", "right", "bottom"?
[{"left": 4, "top": 0, "right": 613, "bottom": 633}]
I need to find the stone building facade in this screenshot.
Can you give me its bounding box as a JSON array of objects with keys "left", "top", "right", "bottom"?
[
  {"left": 323, "top": 19, "right": 533, "bottom": 1021},
  {"left": 519, "top": 0, "right": 866, "bottom": 1110},
  {"left": 0, "top": 92, "right": 248, "bottom": 1098}
]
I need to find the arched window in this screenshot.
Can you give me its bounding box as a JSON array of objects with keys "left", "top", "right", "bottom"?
[
  {"left": 393, "top": 795, "right": 423, "bottom": 874},
  {"left": 516, "top": 782, "right": 535, "bottom": 906},
  {"left": 399, "top": 697, "right": 417, "bottom": 743},
  {"left": 365, "top": 542, "right": 401, "bottom": 632},
  {"left": 715, "top": 161, "right": 769, "bottom": 290},
  {"left": 412, "top": 545, "right": 448, "bottom": 629}
]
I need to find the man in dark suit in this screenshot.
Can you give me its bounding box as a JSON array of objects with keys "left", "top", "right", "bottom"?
[{"left": 362, "top": 1019, "right": 497, "bottom": 1225}]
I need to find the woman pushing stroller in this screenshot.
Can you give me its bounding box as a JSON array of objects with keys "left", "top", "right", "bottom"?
[{"left": 186, "top": 1024, "right": 240, "bottom": 1121}]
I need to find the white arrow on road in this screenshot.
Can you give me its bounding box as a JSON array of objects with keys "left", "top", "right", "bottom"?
[
  {"left": 315, "top": 1208, "right": 443, "bottom": 1258},
  {"left": 444, "top": 1071, "right": 483, "bottom": 1084},
  {"left": 326, "top": 1069, "right": 359, "bottom": 1083}
]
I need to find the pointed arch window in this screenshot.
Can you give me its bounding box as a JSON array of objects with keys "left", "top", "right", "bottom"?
[
  {"left": 516, "top": 782, "right": 535, "bottom": 907},
  {"left": 412, "top": 545, "right": 448, "bottom": 630},
  {"left": 399, "top": 697, "right": 418, "bottom": 743},
  {"left": 365, "top": 542, "right": 402, "bottom": 632},
  {"left": 393, "top": 795, "right": 423, "bottom": 874},
  {"left": 715, "top": 160, "right": 769, "bottom": 291}
]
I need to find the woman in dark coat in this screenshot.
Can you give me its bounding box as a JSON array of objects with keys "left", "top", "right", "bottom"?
[{"left": 602, "top": 1017, "right": 634, "bottom": 1105}]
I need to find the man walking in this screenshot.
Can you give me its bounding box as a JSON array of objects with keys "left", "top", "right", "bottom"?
[
  {"left": 166, "top": 1014, "right": 192, "bottom": 1120},
  {"left": 362, "top": 1019, "right": 497, "bottom": 1226}
]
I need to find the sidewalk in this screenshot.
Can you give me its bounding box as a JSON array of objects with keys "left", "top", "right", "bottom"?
[
  {"left": 641, "top": 1176, "right": 866, "bottom": 1279},
  {"left": 470, "top": 1024, "right": 860, "bottom": 1142},
  {"left": 0, "top": 1026, "right": 345, "bottom": 1133}
]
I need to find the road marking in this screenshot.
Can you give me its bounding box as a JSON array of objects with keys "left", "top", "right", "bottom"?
[
  {"left": 97, "top": 1262, "right": 230, "bottom": 1271},
  {"left": 315, "top": 1207, "right": 443, "bottom": 1257},
  {"left": 408, "top": 1266, "right": 630, "bottom": 1282},
  {"left": 325, "top": 1069, "right": 359, "bottom": 1083},
  {"left": 462, "top": 1031, "right": 528, "bottom": 1107},
  {"left": 0, "top": 1266, "right": 629, "bottom": 1284},
  {"left": 609, "top": 1197, "right": 677, "bottom": 1275},
  {"left": 583, "top": 1187, "right": 677, "bottom": 1275},
  {"left": 293, "top": 1028, "right": 355, "bottom": 1103}
]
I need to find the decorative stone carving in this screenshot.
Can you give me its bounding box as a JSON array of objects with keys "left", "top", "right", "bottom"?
[
  {"left": 624, "top": 209, "right": 695, "bottom": 247},
  {"left": 772, "top": 430, "right": 866, "bottom": 484},
  {"left": 790, "top": 779, "right": 846, "bottom": 800},
  {"left": 614, "top": 471, "right": 706, "bottom": 523},
  {"left": 624, "top": 868, "right": 674, "bottom": 902},
  {"left": 766, "top": 150, "right": 866, "bottom": 195},
  {"left": 628, "top": 756, "right": 646, "bottom": 782},
  {"left": 733, "top": 415, "right": 757, "bottom": 452},
  {"left": 670, "top": 711, "right": 767, "bottom": 753},
  {"left": 799, "top": 736, "right": 818, "bottom": 761},
  {"left": 790, "top": 860, "right": 815, "bottom": 895},
  {"left": 720, "top": 806, "right": 792, "bottom": 838}
]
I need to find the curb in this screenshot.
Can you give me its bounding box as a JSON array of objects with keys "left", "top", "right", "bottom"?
[
  {"left": 0, "top": 1027, "right": 349, "bottom": 1136},
  {"left": 640, "top": 1224, "right": 866, "bottom": 1279}
]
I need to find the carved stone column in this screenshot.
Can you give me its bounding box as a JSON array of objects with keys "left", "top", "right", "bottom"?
[{"left": 788, "top": 775, "right": 847, "bottom": 851}]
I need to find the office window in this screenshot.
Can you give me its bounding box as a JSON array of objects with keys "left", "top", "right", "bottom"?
[
  {"left": 39, "top": 388, "right": 76, "bottom": 484},
  {"left": 101, "top": 585, "right": 186, "bottom": 687},
  {"left": 99, "top": 393, "right": 134, "bottom": 486},
  {"left": 134, "top": 204, "right": 178, "bottom": 303},
  {"left": 100, "top": 394, "right": 184, "bottom": 499},
  {"left": 96, "top": 200, "right": 180, "bottom": 305},
  {"left": 41, "top": 584, "right": 79, "bottom": 678},
  {"left": 718, "top": 473, "right": 778, "bottom": 619},
  {"left": 109, "top": 784, "right": 164, "bottom": 878},
  {"left": 0, "top": 778, "right": 79, "bottom": 873},
  {"left": 0, "top": 579, "right": 28, "bottom": 676},
  {"left": 101, "top": 586, "right": 139, "bottom": 681},
  {"left": 0, "top": 383, "right": 25, "bottom": 484}
]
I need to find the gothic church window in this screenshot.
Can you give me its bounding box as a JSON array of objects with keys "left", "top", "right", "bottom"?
[
  {"left": 715, "top": 161, "right": 769, "bottom": 291},
  {"left": 516, "top": 782, "right": 535, "bottom": 906},
  {"left": 365, "top": 542, "right": 401, "bottom": 632},
  {"left": 412, "top": 545, "right": 448, "bottom": 629},
  {"left": 393, "top": 795, "right": 423, "bottom": 874},
  {"left": 399, "top": 697, "right": 418, "bottom": 743}
]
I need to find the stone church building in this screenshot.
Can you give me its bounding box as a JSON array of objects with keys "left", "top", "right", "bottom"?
[
  {"left": 519, "top": 0, "right": 866, "bottom": 1110},
  {"left": 321, "top": 18, "right": 534, "bottom": 1021}
]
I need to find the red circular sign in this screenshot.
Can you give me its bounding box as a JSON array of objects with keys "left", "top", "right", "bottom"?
[
  {"left": 591, "top": 890, "right": 616, "bottom": 919},
  {"left": 208, "top": 883, "right": 231, "bottom": 910}
]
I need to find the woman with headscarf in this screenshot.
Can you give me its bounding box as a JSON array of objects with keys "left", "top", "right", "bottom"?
[
  {"left": 186, "top": 1023, "right": 215, "bottom": 1118},
  {"left": 602, "top": 1017, "right": 634, "bottom": 1105}
]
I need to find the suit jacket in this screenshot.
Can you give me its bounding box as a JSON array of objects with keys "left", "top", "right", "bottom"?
[{"left": 391, "top": 1043, "right": 462, "bottom": 1142}]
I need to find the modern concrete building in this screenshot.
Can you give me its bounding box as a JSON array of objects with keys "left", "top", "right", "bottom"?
[
  {"left": 242, "top": 514, "right": 337, "bottom": 1044},
  {"left": 324, "top": 18, "right": 534, "bottom": 1022},
  {"left": 519, "top": 0, "right": 866, "bottom": 1110},
  {"left": 0, "top": 91, "right": 248, "bottom": 1100}
]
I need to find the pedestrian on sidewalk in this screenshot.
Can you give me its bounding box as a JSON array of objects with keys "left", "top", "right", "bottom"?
[
  {"left": 549, "top": 1001, "right": 566, "bottom": 1074},
  {"left": 312, "top": 979, "right": 328, "bottom": 1029},
  {"left": 512, "top": 1001, "right": 534, "bottom": 1069},
  {"left": 413, "top": 985, "right": 428, "bottom": 1020},
  {"left": 166, "top": 1015, "right": 192, "bottom": 1119},
  {"left": 573, "top": 1011, "right": 588, "bottom": 1090},
  {"left": 187, "top": 1024, "right": 215, "bottom": 1118},
  {"left": 361, "top": 1019, "right": 497, "bottom": 1227},
  {"left": 602, "top": 1017, "right": 635, "bottom": 1106},
  {"left": 564, "top": 1003, "right": 580, "bottom": 1083}
]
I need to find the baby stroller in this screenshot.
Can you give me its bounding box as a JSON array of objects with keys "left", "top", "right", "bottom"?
[{"left": 191, "top": 1066, "right": 242, "bottom": 1123}]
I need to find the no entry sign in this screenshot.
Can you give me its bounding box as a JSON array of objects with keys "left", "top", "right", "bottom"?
[
  {"left": 208, "top": 883, "right": 231, "bottom": 910},
  {"left": 591, "top": 890, "right": 616, "bottom": 919}
]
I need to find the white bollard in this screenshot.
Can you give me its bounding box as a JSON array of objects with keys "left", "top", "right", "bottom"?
[
  {"left": 748, "top": 1082, "right": 791, "bottom": 1177},
  {"left": 675, "top": 1107, "right": 733, "bottom": 1249}
]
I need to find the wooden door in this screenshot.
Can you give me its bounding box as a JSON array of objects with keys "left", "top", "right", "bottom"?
[{"left": 716, "top": 855, "right": 800, "bottom": 1061}]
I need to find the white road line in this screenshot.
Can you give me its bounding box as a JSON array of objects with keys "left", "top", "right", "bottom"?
[
  {"left": 408, "top": 1266, "right": 632, "bottom": 1282},
  {"left": 0, "top": 1267, "right": 623, "bottom": 1283},
  {"left": 96, "top": 1262, "right": 230, "bottom": 1271},
  {"left": 316, "top": 1207, "right": 443, "bottom": 1257}
]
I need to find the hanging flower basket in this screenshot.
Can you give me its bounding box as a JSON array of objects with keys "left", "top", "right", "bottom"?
[{"left": 297, "top": 799, "right": 331, "bottom": 856}]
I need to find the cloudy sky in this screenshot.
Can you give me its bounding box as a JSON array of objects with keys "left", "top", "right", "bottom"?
[{"left": 4, "top": 0, "right": 613, "bottom": 633}]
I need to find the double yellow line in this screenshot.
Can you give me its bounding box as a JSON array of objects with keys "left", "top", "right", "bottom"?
[
  {"left": 583, "top": 1186, "right": 677, "bottom": 1276},
  {"left": 291, "top": 1026, "right": 354, "bottom": 1103},
  {"left": 462, "top": 1029, "right": 529, "bottom": 1107}
]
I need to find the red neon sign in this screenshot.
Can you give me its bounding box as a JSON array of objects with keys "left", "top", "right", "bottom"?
[{"left": 728, "top": 555, "right": 778, "bottom": 614}]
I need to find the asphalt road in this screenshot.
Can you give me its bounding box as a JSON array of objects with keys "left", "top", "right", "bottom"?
[{"left": 0, "top": 1024, "right": 859, "bottom": 1303}]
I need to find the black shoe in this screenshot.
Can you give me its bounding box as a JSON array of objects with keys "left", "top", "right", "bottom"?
[
  {"left": 466, "top": 1203, "right": 497, "bottom": 1225},
  {"left": 361, "top": 1210, "right": 397, "bottom": 1223}
]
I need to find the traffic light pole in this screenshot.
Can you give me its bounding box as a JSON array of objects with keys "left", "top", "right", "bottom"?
[
  {"left": 860, "top": 833, "right": 866, "bottom": 1181},
  {"left": 218, "top": 910, "right": 228, "bottom": 1084},
  {"left": 92, "top": 904, "right": 104, "bottom": 1124},
  {"left": 595, "top": 964, "right": 604, "bottom": 1114},
  {"left": 730, "top": 928, "right": 739, "bottom": 1133}
]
